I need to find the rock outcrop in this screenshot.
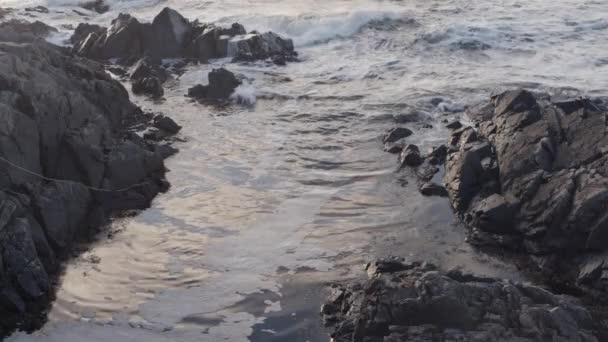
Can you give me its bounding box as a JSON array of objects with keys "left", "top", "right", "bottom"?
[
  {"left": 71, "top": 7, "right": 297, "bottom": 65},
  {"left": 444, "top": 89, "right": 608, "bottom": 293},
  {"left": 322, "top": 260, "right": 600, "bottom": 342},
  {"left": 187, "top": 68, "right": 241, "bottom": 102},
  {"left": 0, "top": 24, "right": 177, "bottom": 337}
]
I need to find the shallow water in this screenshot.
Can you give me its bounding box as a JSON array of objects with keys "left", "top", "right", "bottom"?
[{"left": 4, "top": 0, "right": 608, "bottom": 341}]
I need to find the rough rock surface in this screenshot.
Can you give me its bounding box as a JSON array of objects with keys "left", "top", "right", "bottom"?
[
  {"left": 187, "top": 68, "right": 241, "bottom": 102},
  {"left": 322, "top": 260, "right": 599, "bottom": 342},
  {"left": 0, "top": 20, "right": 57, "bottom": 42},
  {"left": 0, "top": 26, "right": 178, "bottom": 337},
  {"left": 71, "top": 7, "right": 297, "bottom": 64},
  {"left": 444, "top": 89, "right": 608, "bottom": 293}
]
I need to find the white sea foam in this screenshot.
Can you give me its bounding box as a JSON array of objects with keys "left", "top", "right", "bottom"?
[{"left": 231, "top": 82, "right": 257, "bottom": 106}]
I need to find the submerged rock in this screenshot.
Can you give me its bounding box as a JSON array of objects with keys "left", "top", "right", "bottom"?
[
  {"left": 187, "top": 68, "right": 241, "bottom": 102},
  {"left": 71, "top": 7, "right": 297, "bottom": 64},
  {"left": 0, "top": 29, "right": 177, "bottom": 337},
  {"left": 322, "top": 260, "right": 599, "bottom": 342},
  {"left": 444, "top": 89, "right": 608, "bottom": 293},
  {"left": 80, "top": 0, "right": 109, "bottom": 14}
]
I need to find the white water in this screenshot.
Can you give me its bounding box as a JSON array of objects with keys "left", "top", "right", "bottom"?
[{"left": 3, "top": 0, "right": 608, "bottom": 341}]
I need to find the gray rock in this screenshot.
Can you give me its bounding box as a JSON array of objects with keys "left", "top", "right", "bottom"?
[
  {"left": 383, "top": 127, "right": 413, "bottom": 144},
  {"left": 0, "top": 31, "right": 176, "bottom": 337},
  {"left": 322, "top": 261, "right": 599, "bottom": 342},
  {"left": 419, "top": 182, "right": 448, "bottom": 197},
  {"left": 444, "top": 89, "right": 608, "bottom": 293},
  {"left": 132, "top": 77, "right": 164, "bottom": 98},
  {"left": 400, "top": 144, "right": 423, "bottom": 167},
  {"left": 187, "top": 68, "right": 241, "bottom": 101},
  {"left": 153, "top": 115, "right": 181, "bottom": 134},
  {"left": 71, "top": 8, "right": 297, "bottom": 65}
]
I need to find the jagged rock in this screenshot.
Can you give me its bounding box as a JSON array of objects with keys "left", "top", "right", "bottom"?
[
  {"left": 230, "top": 32, "right": 297, "bottom": 64},
  {"left": 187, "top": 68, "right": 241, "bottom": 101},
  {"left": 132, "top": 77, "right": 164, "bottom": 98},
  {"left": 130, "top": 56, "right": 168, "bottom": 83},
  {"left": 384, "top": 143, "right": 404, "bottom": 154},
  {"left": 0, "top": 31, "right": 176, "bottom": 337},
  {"left": 71, "top": 8, "right": 297, "bottom": 64},
  {"left": 383, "top": 127, "right": 413, "bottom": 144},
  {"left": 322, "top": 260, "right": 599, "bottom": 342},
  {"left": 186, "top": 23, "right": 246, "bottom": 62},
  {"left": 70, "top": 23, "right": 103, "bottom": 46},
  {"left": 400, "top": 144, "right": 423, "bottom": 167},
  {"left": 444, "top": 89, "right": 608, "bottom": 293}
]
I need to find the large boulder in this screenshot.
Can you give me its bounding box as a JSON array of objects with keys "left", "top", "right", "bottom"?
[
  {"left": 0, "top": 27, "right": 177, "bottom": 337},
  {"left": 187, "top": 68, "right": 241, "bottom": 101},
  {"left": 322, "top": 260, "right": 599, "bottom": 342},
  {"left": 444, "top": 89, "right": 608, "bottom": 293}
]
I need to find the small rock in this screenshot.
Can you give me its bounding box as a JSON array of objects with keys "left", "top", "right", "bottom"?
[
  {"left": 153, "top": 115, "right": 181, "bottom": 134},
  {"left": 383, "top": 127, "right": 413, "bottom": 144},
  {"left": 446, "top": 121, "right": 463, "bottom": 129},
  {"left": 400, "top": 144, "right": 423, "bottom": 167},
  {"left": 132, "top": 77, "right": 164, "bottom": 99},
  {"left": 419, "top": 182, "right": 448, "bottom": 197}
]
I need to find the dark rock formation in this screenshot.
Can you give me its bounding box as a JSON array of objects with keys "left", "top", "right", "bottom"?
[
  {"left": 0, "top": 20, "right": 57, "bottom": 42},
  {"left": 128, "top": 57, "right": 169, "bottom": 99},
  {"left": 187, "top": 68, "right": 241, "bottom": 102},
  {"left": 80, "top": 0, "right": 110, "bottom": 14},
  {"left": 419, "top": 182, "right": 448, "bottom": 197},
  {"left": 71, "top": 7, "right": 297, "bottom": 64},
  {"left": 132, "top": 77, "right": 163, "bottom": 98},
  {"left": 444, "top": 89, "right": 608, "bottom": 293},
  {"left": 153, "top": 115, "right": 181, "bottom": 134},
  {"left": 383, "top": 127, "right": 413, "bottom": 144},
  {"left": 322, "top": 260, "right": 599, "bottom": 342},
  {"left": 400, "top": 144, "right": 423, "bottom": 167},
  {"left": 0, "top": 27, "right": 178, "bottom": 337}
]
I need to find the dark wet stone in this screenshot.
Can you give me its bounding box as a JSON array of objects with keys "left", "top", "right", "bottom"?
[
  {"left": 446, "top": 120, "right": 463, "bottom": 129},
  {"left": 445, "top": 89, "right": 608, "bottom": 294},
  {"left": 187, "top": 68, "right": 241, "bottom": 101},
  {"left": 153, "top": 115, "right": 181, "bottom": 134},
  {"left": 400, "top": 144, "right": 423, "bottom": 167},
  {"left": 322, "top": 261, "right": 599, "bottom": 342},
  {"left": 419, "top": 182, "right": 448, "bottom": 197},
  {"left": 0, "top": 30, "right": 176, "bottom": 337},
  {"left": 383, "top": 127, "right": 413, "bottom": 144},
  {"left": 70, "top": 8, "right": 297, "bottom": 65},
  {"left": 132, "top": 77, "right": 164, "bottom": 98}
]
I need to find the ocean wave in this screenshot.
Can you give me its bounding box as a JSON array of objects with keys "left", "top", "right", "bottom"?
[{"left": 226, "top": 10, "right": 414, "bottom": 47}]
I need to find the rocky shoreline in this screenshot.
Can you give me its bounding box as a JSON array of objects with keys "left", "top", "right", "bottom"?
[
  {"left": 0, "top": 21, "right": 180, "bottom": 337},
  {"left": 322, "top": 90, "right": 608, "bottom": 341}
]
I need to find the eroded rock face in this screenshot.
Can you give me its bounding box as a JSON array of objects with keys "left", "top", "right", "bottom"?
[
  {"left": 0, "top": 29, "right": 177, "bottom": 337},
  {"left": 71, "top": 7, "right": 297, "bottom": 64},
  {"left": 444, "top": 89, "right": 608, "bottom": 292},
  {"left": 322, "top": 260, "right": 599, "bottom": 342}
]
